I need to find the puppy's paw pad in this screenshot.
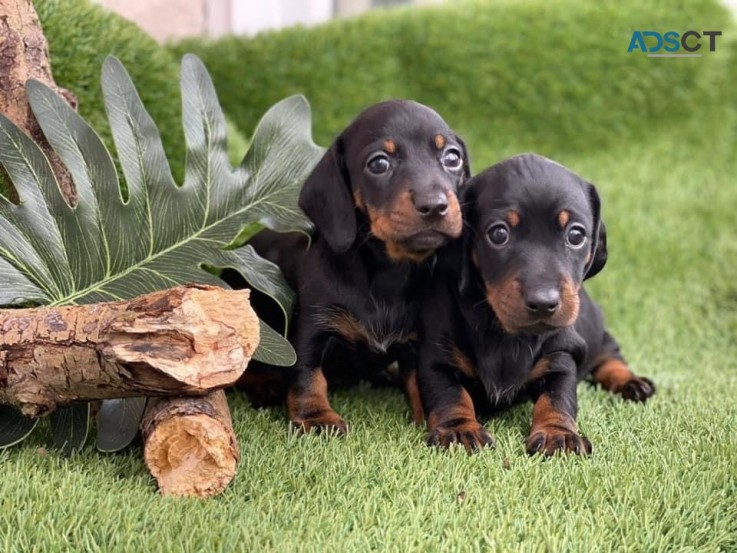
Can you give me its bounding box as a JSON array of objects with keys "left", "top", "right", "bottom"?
[
  {"left": 620, "top": 377, "right": 656, "bottom": 402},
  {"left": 525, "top": 426, "right": 592, "bottom": 457},
  {"left": 427, "top": 421, "right": 495, "bottom": 453}
]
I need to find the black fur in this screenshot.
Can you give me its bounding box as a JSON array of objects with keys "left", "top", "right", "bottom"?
[
  {"left": 417, "top": 153, "right": 655, "bottom": 455},
  {"left": 239, "top": 100, "right": 470, "bottom": 434}
]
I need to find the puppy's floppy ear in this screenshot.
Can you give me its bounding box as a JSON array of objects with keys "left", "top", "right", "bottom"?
[
  {"left": 298, "top": 134, "right": 357, "bottom": 253},
  {"left": 453, "top": 133, "right": 472, "bottom": 181},
  {"left": 583, "top": 182, "right": 608, "bottom": 280},
  {"left": 458, "top": 181, "right": 478, "bottom": 294}
]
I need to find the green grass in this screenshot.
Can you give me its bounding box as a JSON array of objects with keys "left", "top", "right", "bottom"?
[{"left": 2, "top": 0, "right": 737, "bottom": 550}]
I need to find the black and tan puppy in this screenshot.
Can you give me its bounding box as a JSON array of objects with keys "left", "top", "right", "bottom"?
[
  {"left": 243, "top": 100, "right": 470, "bottom": 434},
  {"left": 417, "top": 153, "right": 654, "bottom": 455}
]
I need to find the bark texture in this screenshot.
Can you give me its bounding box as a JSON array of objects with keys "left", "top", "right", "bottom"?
[
  {"left": 141, "top": 390, "right": 239, "bottom": 498},
  {"left": 0, "top": 0, "right": 77, "bottom": 202},
  {"left": 0, "top": 285, "right": 259, "bottom": 417}
]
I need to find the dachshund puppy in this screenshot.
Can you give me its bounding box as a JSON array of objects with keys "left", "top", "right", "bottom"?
[
  {"left": 417, "top": 153, "right": 655, "bottom": 455},
  {"left": 242, "top": 100, "right": 470, "bottom": 434}
]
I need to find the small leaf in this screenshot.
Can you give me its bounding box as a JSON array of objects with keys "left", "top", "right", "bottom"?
[
  {"left": 96, "top": 397, "right": 147, "bottom": 453},
  {"left": 0, "top": 405, "right": 39, "bottom": 449},
  {"left": 253, "top": 319, "right": 297, "bottom": 367},
  {"left": 50, "top": 404, "right": 90, "bottom": 456}
]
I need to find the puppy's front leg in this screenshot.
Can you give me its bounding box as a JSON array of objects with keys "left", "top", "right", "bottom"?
[
  {"left": 287, "top": 329, "right": 348, "bottom": 436},
  {"left": 419, "top": 360, "right": 495, "bottom": 453},
  {"left": 526, "top": 352, "right": 592, "bottom": 456},
  {"left": 396, "top": 345, "right": 425, "bottom": 425}
]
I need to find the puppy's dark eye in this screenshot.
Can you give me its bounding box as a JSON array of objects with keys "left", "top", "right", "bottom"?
[
  {"left": 367, "top": 154, "right": 391, "bottom": 175},
  {"left": 442, "top": 148, "right": 463, "bottom": 170},
  {"left": 566, "top": 224, "right": 586, "bottom": 248},
  {"left": 487, "top": 224, "right": 510, "bottom": 246}
]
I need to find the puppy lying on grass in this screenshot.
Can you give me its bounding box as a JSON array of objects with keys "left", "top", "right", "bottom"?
[{"left": 417, "top": 153, "right": 655, "bottom": 456}]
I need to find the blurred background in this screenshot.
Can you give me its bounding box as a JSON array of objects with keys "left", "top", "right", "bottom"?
[{"left": 93, "top": 0, "right": 446, "bottom": 41}]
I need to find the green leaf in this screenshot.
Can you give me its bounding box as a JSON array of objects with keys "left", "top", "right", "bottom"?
[
  {"left": 216, "top": 244, "right": 295, "bottom": 333},
  {"left": 0, "top": 406, "right": 39, "bottom": 449},
  {"left": 0, "top": 54, "right": 322, "bottom": 448},
  {"left": 253, "top": 320, "right": 297, "bottom": 367},
  {"left": 50, "top": 404, "right": 90, "bottom": 456},
  {"left": 96, "top": 398, "right": 147, "bottom": 453}
]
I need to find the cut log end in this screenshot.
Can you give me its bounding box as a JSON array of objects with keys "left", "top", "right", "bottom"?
[{"left": 141, "top": 391, "right": 238, "bottom": 498}]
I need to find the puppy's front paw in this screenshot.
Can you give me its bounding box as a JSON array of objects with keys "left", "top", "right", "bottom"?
[
  {"left": 427, "top": 420, "right": 495, "bottom": 453},
  {"left": 618, "top": 377, "right": 656, "bottom": 402},
  {"left": 525, "top": 425, "right": 592, "bottom": 457},
  {"left": 291, "top": 409, "right": 349, "bottom": 436}
]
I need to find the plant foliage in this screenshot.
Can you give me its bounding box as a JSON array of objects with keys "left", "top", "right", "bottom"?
[{"left": 0, "top": 54, "right": 322, "bottom": 452}]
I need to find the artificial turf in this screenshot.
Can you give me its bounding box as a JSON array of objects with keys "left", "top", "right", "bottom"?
[{"left": 2, "top": 1, "right": 736, "bottom": 551}]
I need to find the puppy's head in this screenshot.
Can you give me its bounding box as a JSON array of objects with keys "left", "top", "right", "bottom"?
[
  {"left": 299, "top": 100, "right": 469, "bottom": 261},
  {"left": 462, "top": 153, "right": 607, "bottom": 335}
]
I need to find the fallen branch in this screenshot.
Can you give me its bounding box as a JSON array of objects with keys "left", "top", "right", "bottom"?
[
  {"left": 141, "top": 390, "right": 238, "bottom": 498},
  {"left": 0, "top": 285, "right": 259, "bottom": 417}
]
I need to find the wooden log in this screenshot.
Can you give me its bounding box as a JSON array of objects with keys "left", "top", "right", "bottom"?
[
  {"left": 0, "top": 285, "right": 259, "bottom": 417},
  {"left": 141, "top": 390, "right": 239, "bottom": 498},
  {"left": 0, "top": 0, "right": 78, "bottom": 202}
]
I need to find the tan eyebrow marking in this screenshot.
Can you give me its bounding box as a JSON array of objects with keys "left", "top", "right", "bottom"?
[
  {"left": 507, "top": 210, "right": 520, "bottom": 227},
  {"left": 558, "top": 210, "right": 570, "bottom": 227},
  {"left": 383, "top": 139, "right": 396, "bottom": 154},
  {"left": 434, "top": 134, "right": 446, "bottom": 150}
]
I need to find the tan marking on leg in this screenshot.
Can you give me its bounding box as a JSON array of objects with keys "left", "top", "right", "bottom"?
[
  {"left": 526, "top": 393, "right": 591, "bottom": 456},
  {"left": 403, "top": 369, "right": 425, "bottom": 425},
  {"left": 591, "top": 358, "right": 655, "bottom": 402},
  {"left": 287, "top": 368, "right": 347, "bottom": 434},
  {"left": 530, "top": 394, "right": 577, "bottom": 433},
  {"left": 592, "top": 358, "right": 636, "bottom": 391},
  {"left": 427, "top": 387, "right": 476, "bottom": 431},
  {"left": 426, "top": 387, "right": 494, "bottom": 452},
  {"left": 451, "top": 346, "right": 476, "bottom": 378},
  {"left": 526, "top": 357, "right": 550, "bottom": 383}
]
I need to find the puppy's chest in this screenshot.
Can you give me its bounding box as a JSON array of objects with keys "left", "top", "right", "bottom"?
[
  {"left": 460, "top": 337, "right": 543, "bottom": 404},
  {"left": 315, "top": 301, "right": 417, "bottom": 353}
]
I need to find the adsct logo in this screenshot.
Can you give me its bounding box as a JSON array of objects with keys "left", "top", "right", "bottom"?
[{"left": 628, "top": 30, "right": 722, "bottom": 57}]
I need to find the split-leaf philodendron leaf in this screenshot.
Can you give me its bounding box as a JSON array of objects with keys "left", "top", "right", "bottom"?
[{"left": 0, "top": 54, "right": 323, "bottom": 452}]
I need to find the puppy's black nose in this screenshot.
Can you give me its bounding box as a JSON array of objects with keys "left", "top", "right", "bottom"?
[
  {"left": 414, "top": 191, "right": 448, "bottom": 219},
  {"left": 525, "top": 288, "right": 560, "bottom": 316}
]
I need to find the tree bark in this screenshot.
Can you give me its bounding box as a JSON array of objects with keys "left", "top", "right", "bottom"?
[
  {"left": 0, "top": 285, "right": 259, "bottom": 417},
  {"left": 0, "top": 0, "right": 77, "bottom": 202},
  {"left": 141, "top": 390, "right": 239, "bottom": 498}
]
